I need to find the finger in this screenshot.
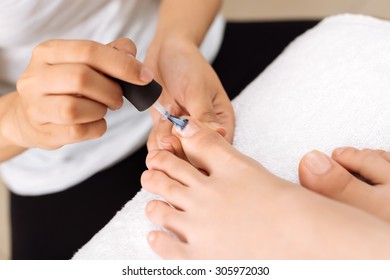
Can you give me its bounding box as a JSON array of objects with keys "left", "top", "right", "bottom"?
[
  {"left": 34, "top": 119, "right": 107, "bottom": 149},
  {"left": 29, "top": 95, "right": 107, "bottom": 125},
  {"left": 147, "top": 230, "right": 188, "bottom": 260},
  {"left": 332, "top": 147, "right": 390, "bottom": 184},
  {"left": 210, "top": 92, "right": 235, "bottom": 143},
  {"left": 33, "top": 39, "right": 153, "bottom": 84},
  {"left": 141, "top": 170, "right": 190, "bottom": 210},
  {"left": 107, "top": 38, "right": 137, "bottom": 57},
  {"left": 184, "top": 83, "right": 234, "bottom": 143},
  {"left": 18, "top": 63, "right": 123, "bottom": 110}
]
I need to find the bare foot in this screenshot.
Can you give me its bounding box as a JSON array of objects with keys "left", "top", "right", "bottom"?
[
  {"left": 142, "top": 119, "right": 390, "bottom": 259},
  {"left": 299, "top": 148, "right": 390, "bottom": 222}
]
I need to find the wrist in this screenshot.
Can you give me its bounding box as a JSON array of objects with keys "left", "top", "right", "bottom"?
[
  {"left": 146, "top": 35, "right": 198, "bottom": 66},
  {"left": 0, "top": 93, "right": 27, "bottom": 161}
]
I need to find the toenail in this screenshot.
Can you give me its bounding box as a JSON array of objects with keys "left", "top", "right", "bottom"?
[
  {"left": 148, "top": 232, "right": 157, "bottom": 243},
  {"left": 305, "top": 151, "right": 332, "bottom": 175},
  {"left": 147, "top": 149, "right": 160, "bottom": 159},
  {"left": 145, "top": 200, "right": 157, "bottom": 213},
  {"left": 177, "top": 120, "right": 199, "bottom": 138},
  {"left": 141, "top": 170, "right": 152, "bottom": 181},
  {"left": 333, "top": 147, "right": 347, "bottom": 157}
]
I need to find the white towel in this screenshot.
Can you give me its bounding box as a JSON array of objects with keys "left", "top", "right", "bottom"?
[{"left": 73, "top": 14, "right": 390, "bottom": 259}]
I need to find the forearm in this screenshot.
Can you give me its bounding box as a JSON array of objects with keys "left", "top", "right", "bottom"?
[
  {"left": 0, "top": 93, "right": 27, "bottom": 162},
  {"left": 153, "top": 0, "right": 222, "bottom": 47}
]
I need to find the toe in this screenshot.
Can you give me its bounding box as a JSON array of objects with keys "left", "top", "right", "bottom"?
[
  {"left": 145, "top": 200, "right": 186, "bottom": 242},
  {"left": 172, "top": 117, "right": 244, "bottom": 176},
  {"left": 332, "top": 147, "right": 390, "bottom": 184},
  {"left": 147, "top": 231, "right": 188, "bottom": 260},
  {"left": 146, "top": 149, "right": 204, "bottom": 186},
  {"left": 370, "top": 149, "right": 390, "bottom": 164},
  {"left": 299, "top": 150, "right": 374, "bottom": 206},
  {"left": 141, "top": 170, "right": 190, "bottom": 210}
]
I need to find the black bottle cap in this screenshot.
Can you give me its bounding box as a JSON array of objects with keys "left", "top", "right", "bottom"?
[{"left": 114, "top": 78, "right": 162, "bottom": 111}]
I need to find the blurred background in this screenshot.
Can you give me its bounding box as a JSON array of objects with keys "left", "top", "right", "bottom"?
[
  {"left": 223, "top": 0, "right": 389, "bottom": 20},
  {"left": 1, "top": 0, "right": 389, "bottom": 260}
]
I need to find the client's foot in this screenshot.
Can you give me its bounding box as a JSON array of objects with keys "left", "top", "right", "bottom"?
[
  {"left": 299, "top": 148, "right": 390, "bottom": 222},
  {"left": 142, "top": 119, "right": 390, "bottom": 259}
]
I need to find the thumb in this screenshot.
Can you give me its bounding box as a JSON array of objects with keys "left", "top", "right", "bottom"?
[
  {"left": 187, "top": 96, "right": 227, "bottom": 137},
  {"left": 107, "top": 38, "right": 154, "bottom": 85}
]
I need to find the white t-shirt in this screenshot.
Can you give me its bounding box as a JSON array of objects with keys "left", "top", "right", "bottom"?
[{"left": 0, "top": 0, "right": 224, "bottom": 195}]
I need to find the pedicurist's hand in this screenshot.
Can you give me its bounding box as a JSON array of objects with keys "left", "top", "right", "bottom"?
[
  {"left": 145, "top": 38, "right": 234, "bottom": 155},
  {"left": 3, "top": 38, "right": 153, "bottom": 150}
]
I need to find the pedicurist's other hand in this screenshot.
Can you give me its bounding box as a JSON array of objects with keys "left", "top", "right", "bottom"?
[
  {"left": 145, "top": 37, "right": 235, "bottom": 155},
  {"left": 2, "top": 38, "right": 153, "bottom": 150}
]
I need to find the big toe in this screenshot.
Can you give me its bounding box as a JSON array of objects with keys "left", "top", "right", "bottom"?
[
  {"left": 299, "top": 150, "right": 371, "bottom": 204},
  {"left": 172, "top": 117, "right": 244, "bottom": 176}
]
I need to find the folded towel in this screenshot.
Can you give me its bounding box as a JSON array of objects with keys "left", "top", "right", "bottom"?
[
  {"left": 73, "top": 14, "right": 390, "bottom": 259},
  {"left": 233, "top": 13, "right": 390, "bottom": 183}
]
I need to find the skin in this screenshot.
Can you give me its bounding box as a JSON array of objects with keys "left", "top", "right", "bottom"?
[
  {"left": 145, "top": 0, "right": 234, "bottom": 154},
  {"left": 141, "top": 118, "right": 390, "bottom": 259},
  {"left": 299, "top": 148, "right": 390, "bottom": 222},
  {"left": 0, "top": 0, "right": 234, "bottom": 164},
  {"left": 0, "top": 38, "right": 149, "bottom": 161}
]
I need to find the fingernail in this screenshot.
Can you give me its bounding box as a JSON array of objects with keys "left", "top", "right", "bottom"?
[
  {"left": 304, "top": 151, "right": 332, "bottom": 175},
  {"left": 147, "top": 149, "right": 160, "bottom": 159},
  {"left": 333, "top": 147, "right": 347, "bottom": 157},
  {"left": 140, "top": 66, "right": 154, "bottom": 82},
  {"left": 177, "top": 120, "right": 199, "bottom": 137},
  {"left": 145, "top": 201, "right": 156, "bottom": 213}
]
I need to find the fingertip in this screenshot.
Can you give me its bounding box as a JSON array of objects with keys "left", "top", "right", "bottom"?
[
  {"left": 139, "top": 66, "right": 154, "bottom": 83},
  {"left": 111, "top": 97, "right": 124, "bottom": 111}
]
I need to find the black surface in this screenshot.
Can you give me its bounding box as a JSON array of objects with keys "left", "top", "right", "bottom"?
[{"left": 11, "top": 145, "right": 147, "bottom": 260}]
